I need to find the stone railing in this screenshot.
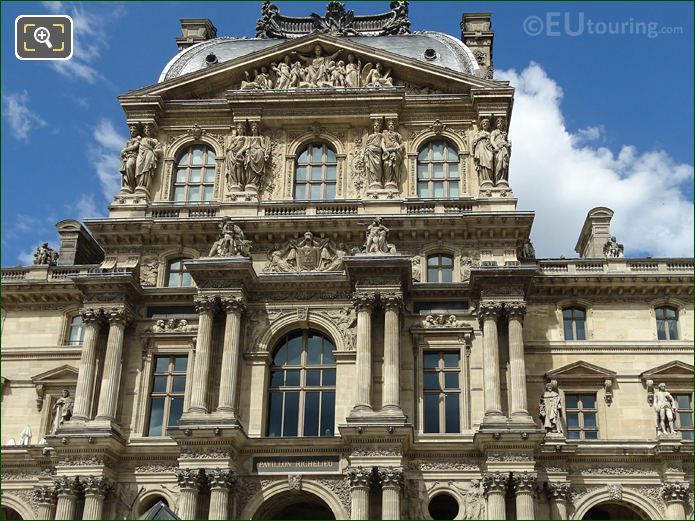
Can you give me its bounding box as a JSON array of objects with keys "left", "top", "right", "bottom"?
[
  {"left": 1, "top": 265, "right": 100, "bottom": 283},
  {"left": 147, "top": 202, "right": 220, "bottom": 219},
  {"left": 539, "top": 259, "right": 694, "bottom": 275}
]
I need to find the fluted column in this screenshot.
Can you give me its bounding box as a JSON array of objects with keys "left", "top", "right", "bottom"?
[
  {"left": 347, "top": 467, "right": 372, "bottom": 520},
  {"left": 507, "top": 301, "right": 531, "bottom": 420},
  {"left": 382, "top": 292, "right": 403, "bottom": 411},
  {"left": 546, "top": 483, "right": 570, "bottom": 520},
  {"left": 379, "top": 467, "right": 403, "bottom": 520},
  {"left": 177, "top": 469, "right": 204, "bottom": 520},
  {"left": 217, "top": 296, "right": 246, "bottom": 417},
  {"left": 511, "top": 472, "right": 536, "bottom": 520},
  {"left": 483, "top": 472, "right": 507, "bottom": 520},
  {"left": 72, "top": 309, "right": 103, "bottom": 421},
  {"left": 33, "top": 486, "right": 57, "bottom": 520},
  {"left": 208, "top": 469, "right": 237, "bottom": 520},
  {"left": 54, "top": 477, "right": 81, "bottom": 520},
  {"left": 352, "top": 293, "right": 376, "bottom": 411},
  {"left": 83, "top": 476, "right": 111, "bottom": 520},
  {"left": 661, "top": 482, "right": 691, "bottom": 520},
  {"left": 189, "top": 296, "right": 217, "bottom": 413},
  {"left": 95, "top": 308, "right": 129, "bottom": 421},
  {"left": 479, "top": 302, "right": 503, "bottom": 418}
]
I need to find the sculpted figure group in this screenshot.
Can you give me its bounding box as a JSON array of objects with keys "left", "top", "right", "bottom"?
[
  {"left": 119, "top": 122, "right": 163, "bottom": 195},
  {"left": 472, "top": 116, "right": 511, "bottom": 187},
  {"left": 225, "top": 121, "right": 272, "bottom": 193},
  {"left": 361, "top": 118, "right": 406, "bottom": 191},
  {"left": 33, "top": 242, "right": 59, "bottom": 266},
  {"left": 208, "top": 218, "right": 252, "bottom": 257},
  {"left": 264, "top": 231, "right": 348, "bottom": 273},
  {"left": 240, "top": 45, "right": 394, "bottom": 91}
]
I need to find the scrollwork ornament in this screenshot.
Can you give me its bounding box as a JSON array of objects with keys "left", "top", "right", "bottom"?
[{"left": 32, "top": 486, "right": 57, "bottom": 505}]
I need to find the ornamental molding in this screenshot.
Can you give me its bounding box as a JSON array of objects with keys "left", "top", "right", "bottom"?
[{"left": 405, "top": 459, "right": 479, "bottom": 472}]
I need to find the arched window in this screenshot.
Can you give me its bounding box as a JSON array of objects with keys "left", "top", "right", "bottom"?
[
  {"left": 66, "top": 315, "right": 85, "bottom": 345},
  {"left": 267, "top": 330, "right": 336, "bottom": 437},
  {"left": 294, "top": 143, "right": 337, "bottom": 200},
  {"left": 655, "top": 306, "right": 679, "bottom": 340},
  {"left": 563, "top": 307, "right": 586, "bottom": 340},
  {"left": 427, "top": 254, "right": 454, "bottom": 283},
  {"left": 166, "top": 259, "right": 192, "bottom": 288},
  {"left": 172, "top": 145, "right": 216, "bottom": 202},
  {"left": 417, "top": 140, "right": 459, "bottom": 199}
]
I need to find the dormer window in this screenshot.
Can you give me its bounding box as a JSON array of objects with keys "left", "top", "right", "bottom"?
[{"left": 172, "top": 145, "right": 216, "bottom": 202}]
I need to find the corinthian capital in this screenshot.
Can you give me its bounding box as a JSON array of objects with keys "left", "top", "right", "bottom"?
[
  {"left": 545, "top": 482, "right": 570, "bottom": 501},
  {"left": 377, "top": 467, "right": 403, "bottom": 490},
  {"left": 661, "top": 482, "right": 691, "bottom": 503},
  {"left": 347, "top": 466, "right": 372, "bottom": 490},
  {"left": 176, "top": 469, "right": 205, "bottom": 491},
  {"left": 208, "top": 469, "right": 237, "bottom": 490},
  {"left": 106, "top": 307, "right": 131, "bottom": 326},
  {"left": 381, "top": 292, "right": 404, "bottom": 312},
  {"left": 53, "top": 476, "right": 81, "bottom": 497},
  {"left": 221, "top": 295, "right": 247, "bottom": 316},
  {"left": 32, "top": 486, "right": 57, "bottom": 505},
  {"left": 80, "top": 308, "right": 104, "bottom": 326},
  {"left": 478, "top": 301, "right": 502, "bottom": 323},
  {"left": 194, "top": 295, "right": 218, "bottom": 314},
  {"left": 82, "top": 476, "right": 112, "bottom": 497},
  {"left": 506, "top": 301, "right": 527, "bottom": 322},
  {"left": 511, "top": 472, "right": 537, "bottom": 494},
  {"left": 482, "top": 472, "right": 508, "bottom": 495},
  {"left": 353, "top": 292, "right": 377, "bottom": 312}
]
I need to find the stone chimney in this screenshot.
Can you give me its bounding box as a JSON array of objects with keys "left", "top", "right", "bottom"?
[
  {"left": 574, "top": 207, "right": 616, "bottom": 258},
  {"left": 176, "top": 19, "right": 217, "bottom": 51},
  {"left": 56, "top": 220, "right": 104, "bottom": 266},
  {"left": 461, "top": 12, "right": 494, "bottom": 79}
]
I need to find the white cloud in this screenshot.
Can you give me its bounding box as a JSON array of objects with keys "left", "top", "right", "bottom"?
[
  {"left": 89, "top": 119, "right": 126, "bottom": 200},
  {"left": 1, "top": 91, "right": 47, "bottom": 141},
  {"left": 18, "top": 242, "right": 42, "bottom": 266},
  {"left": 74, "top": 193, "right": 103, "bottom": 220},
  {"left": 497, "top": 63, "right": 694, "bottom": 259}
]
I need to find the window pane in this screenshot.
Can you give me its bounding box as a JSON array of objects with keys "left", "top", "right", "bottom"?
[
  {"left": 148, "top": 398, "right": 165, "bottom": 436},
  {"left": 443, "top": 353, "right": 459, "bottom": 368},
  {"left": 174, "top": 357, "right": 188, "bottom": 372},
  {"left": 190, "top": 168, "right": 201, "bottom": 183},
  {"left": 584, "top": 431, "right": 598, "bottom": 440},
  {"left": 418, "top": 182, "right": 430, "bottom": 198},
  {"left": 433, "top": 163, "right": 444, "bottom": 179},
  {"left": 206, "top": 149, "right": 216, "bottom": 164},
  {"left": 298, "top": 149, "right": 308, "bottom": 165},
  {"left": 428, "top": 268, "right": 438, "bottom": 282},
  {"left": 679, "top": 412, "right": 693, "bottom": 428},
  {"left": 441, "top": 255, "right": 453, "bottom": 267},
  {"left": 676, "top": 395, "right": 691, "bottom": 409},
  {"left": 665, "top": 307, "right": 677, "bottom": 319},
  {"left": 203, "top": 186, "right": 214, "bottom": 201},
  {"left": 583, "top": 413, "right": 597, "bottom": 428},
  {"left": 320, "top": 391, "right": 335, "bottom": 436},
  {"left": 322, "top": 369, "right": 336, "bottom": 386},
  {"left": 418, "top": 148, "right": 429, "bottom": 162},
  {"left": 424, "top": 372, "right": 439, "bottom": 390},
  {"left": 294, "top": 184, "right": 305, "bottom": 199},
  {"left": 326, "top": 165, "right": 337, "bottom": 180},
  {"left": 168, "top": 397, "right": 184, "bottom": 427},
  {"left": 446, "top": 146, "right": 458, "bottom": 161},
  {"left": 174, "top": 187, "right": 186, "bottom": 202},
  {"left": 575, "top": 320, "right": 586, "bottom": 340},
  {"left": 449, "top": 182, "right": 459, "bottom": 198},
  {"left": 283, "top": 392, "right": 299, "bottom": 436},
  {"left": 296, "top": 166, "right": 306, "bottom": 181},
  {"left": 172, "top": 375, "right": 186, "bottom": 393},
  {"left": 310, "top": 166, "right": 322, "bottom": 181},
  {"left": 424, "top": 394, "right": 439, "bottom": 433},
  {"left": 581, "top": 394, "right": 596, "bottom": 408},
  {"left": 682, "top": 431, "right": 693, "bottom": 441},
  {"left": 267, "top": 392, "right": 283, "bottom": 437},
  {"left": 204, "top": 168, "right": 216, "bottom": 183},
  {"left": 178, "top": 151, "right": 189, "bottom": 166},
  {"left": 417, "top": 163, "right": 429, "bottom": 179},
  {"left": 324, "top": 183, "right": 336, "bottom": 200},
  {"left": 325, "top": 147, "right": 336, "bottom": 163},
  {"left": 433, "top": 182, "right": 444, "bottom": 198},
  {"left": 155, "top": 357, "right": 170, "bottom": 372},
  {"left": 285, "top": 370, "right": 300, "bottom": 387},
  {"left": 176, "top": 169, "right": 188, "bottom": 183},
  {"left": 271, "top": 370, "right": 284, "bottom": 387},
  {"left": 306, "top": 370, "right": 321, "bottom": 386},
  {"left": 322, "top": 344, "right": 335, "bottom": 364},
  {"left": 567, "top": 430, "right": 580, "bottom": 440},
  {"left": 181, "top": 272, "right": 192, "bottom": 288},
  {"left": 152, "top": 376, "right": 168, "bottom": 393},
  {"left": 565, "top": 394, "right": 579, "bottom": 409},
  {"left": 189, "top": 186, "right": 201, "bottom": 201},
  {"left": 310, "top": 184, "right": 321, "bottom": 200},
  {"left": 444, "top": 394, "right": 460, "bottom": 433},
  {"left": 566, "top": 413, "right": 579, "bottom": 428},
  {"left": 444, "top": 372, "right": 459, "bottom": 389},
  {"left": 668, "top": 319, "right": 679, "bottom": 340},
  {"left": 575, "top": 309, "right": 586, "bottom": 319},
  {"left": 564, "top": 321, "right": 574, "bottom": 340},
  {"left": 424, "top": 353, "right": 439, "bottom": 369},
  {"left": 287, "top": 336, "right": 302, "bottom": 364},
  {"left": 440, "top": 268, "right": 453, "bottom": 283},
  {"left": 307, "top": 336, "right": 322, "bottom": 365},
  {"left": 304, "top": 392, "right": 320, "bottom": 436},
  {"left": 192, "top": 147, "right": 203, "bottom": 165},
  {"left": 656, "top": 320, "right": 667, "bottom": 340},
  {"left": 432, "top": 142, "right": 444, "bottom": 160}
]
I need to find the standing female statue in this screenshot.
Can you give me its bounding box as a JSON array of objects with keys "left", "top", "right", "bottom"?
[
  {"left": 119, "top": 123, "right": 140, "bottom": 192},
  {"left": 344, "top": 53, "right": 362, "bottom": 88},
  {"left": 135, "top": 123, "right": 163, "bottom": 193},
  {"left": 243, "top": 121, "right": 271, "bottom": 191},
  {"left": 294, "top": 45, "right": 341, "bottom": 87},
  {"left": 472, "top": 117, "right": 494, "bottom": 187}
]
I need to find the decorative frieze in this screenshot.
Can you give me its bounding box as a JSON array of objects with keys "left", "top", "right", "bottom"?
[
  {"left": 264, "top": 232, "right": 347, "bottom": 273},
  {"left": 405, "top": 460, "right": 479, "bottom": 472},
  {"left": 148, "top": 318, "right": 196, "bottom": 333}
]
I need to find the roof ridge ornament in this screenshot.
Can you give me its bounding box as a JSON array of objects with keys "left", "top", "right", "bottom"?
[{"left": 256, "top": 0, "right": 410, "bottom": 39}]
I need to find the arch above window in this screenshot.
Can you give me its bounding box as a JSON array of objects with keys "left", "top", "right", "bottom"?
[
  {"left": 294, "top": 143, "right": 337, "bottom": 201},
  {"left": 417, "top": 140, "right": 460, "bottom": 199},
  {"left": 172, "top": 145, "right": 216, "bottom": 202}
]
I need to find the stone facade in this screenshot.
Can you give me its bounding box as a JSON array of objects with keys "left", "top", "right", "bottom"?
[{"left": 1, "top": 3, "right": 693, "bottom": 520}]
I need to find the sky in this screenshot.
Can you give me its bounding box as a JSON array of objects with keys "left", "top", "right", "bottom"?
[{"left": 1, "top": 1, "right": 693, "bottom": 265}]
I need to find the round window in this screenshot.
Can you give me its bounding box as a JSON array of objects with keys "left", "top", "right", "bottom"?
[
  {"left": 424, "top": 48, "right": 438, "bottom": 61},
  {"left": 428, "top": 493, "right": 459, "bottom": 520}
]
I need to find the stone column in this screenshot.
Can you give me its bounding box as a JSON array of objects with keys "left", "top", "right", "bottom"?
[
  {"left": 347, "top": 467, "right": 372, "bottom": 520},
  {"left": 95, "top": 308, "right": 129, "bottom": 421},
  {"left": 217, "top": 296, "right": 246, "bottom": 418},
  {"left": 53, "top": 477, "right": 81, "bottom": 521},
  {"left": 382, "top": 292, "right": 403, "bottom": 412},
  {"left": 511, "top": 472, "right": 536, "bottom": 520},
  {"left": 72, "top": 309, "right": 103, "bottom": 421},
  {"left": 546, "top": 483, "right": 570, "bottom": 520},
  {"left": 33, "top": 486, "right": 57, "bottom": 520},
  {"left": 507, "top": 301, "right": 531, "bottom": 420},
  {"left": 378, "top": 467, "right": 403, "bottom": 520},
  {"left": 189, "top": 296, "right": 217, "bottom": 413},
  {"left": 483, "top": 472, "right": 507, "bottom": 520},
  {"left": 352, "top": 293, "right": 376, "bottom": 411},
  {"left": 479, "top": 302, "right": 503, "bottom": 418},
  {"left": 176, "top": 469, "right": 203, "bottom": 520},
  {"left": 208, "top": 469, "right": 237, "bottom": 520},
  {"left": 83, "top": 476, "right": 111, "bottom": 520},
  {"left": 661, "top": 482, "right": 691, "bottom": 520}
]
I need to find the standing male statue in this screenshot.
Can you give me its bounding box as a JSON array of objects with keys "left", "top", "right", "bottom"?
[
  {"left": 51, "top": 389, "right": 74, "bottom": 434},
  {"left": 119, "top": 123, "right": 141, "bottom": 193},
  {"left": 135, "top": 123, "right": 163, "bottom": 193},
  {"left": 654, "top": 383, "right": 678, "bottom": 435},
  {"left": 539, "top": 382, "right": 563, "bottom": 434}
]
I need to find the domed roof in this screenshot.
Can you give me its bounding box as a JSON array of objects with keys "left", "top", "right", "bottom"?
[{"left": 159, "top": 32, "right": 481, "bottom": 83}]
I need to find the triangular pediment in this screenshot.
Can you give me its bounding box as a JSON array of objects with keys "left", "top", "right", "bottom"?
[
  {"left": 547, "top": 360, "right": 616, "bottom": 382},
  {"left": 31, "top": 365, "right": 78, "bottom": 385},
  {"left": 641, "top": 360, "right": 694, "bottom": 382},
  {"left": 126, "top": 33, "right": 508, "bottom": 101}
]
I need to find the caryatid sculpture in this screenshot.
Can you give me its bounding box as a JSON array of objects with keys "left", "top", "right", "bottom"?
[
  {"left": 119, "top": 123, "right": 141, "bottom": 193},
  {"left": 225, "top": 122, "right": 247, "bottom": 191},
  {"left": 381, "top": 118, "right": 405, "bottom": 188},
  {"left": 472, "top": 117, "right": 494, "bottom": 187},
  {"left": 654, "top": 383, "right": 678, "bottom": 436},
  {"left": 244, "top": 121, "right": 272, "bottom": 192},
  {"left": 363, "top": 217, "right": 397, "bottom": 254},
  {"left": 208, "top": 218, "right": 252, "bottom": 257},
  {"left": 490, "top": 116, "right": 511, "bottom": 185},
  {"left": 135, "top": 122, "right": 163, "bottom": 194},
  {"left": 362, "top": 119, "right": 384, "bottom": 190},
  {"left": 539, "top": 382, "right": 563, "bottom": 435}
]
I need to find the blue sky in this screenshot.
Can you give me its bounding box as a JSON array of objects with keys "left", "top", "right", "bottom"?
[{"left": 2, "top": 1, "right": 693, "bottom": 265}]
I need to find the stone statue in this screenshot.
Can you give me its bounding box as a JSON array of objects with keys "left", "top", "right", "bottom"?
[
  {"left": 243, "top": 122, "right": 272, "bottom": 191},
  {"left": 293, "top": 45, "right": 341, "bottom": 87},
  {"left": 264, "top": 232, "right": 346, "bottom": 273},
  {"left": 208, "top": 219, "right": 251, "bottom": 257},
  {"left": 490, "top": 116, "right": 511, "bottom": 185},
  {"left": 462, "top": 479, "right": 486, "bottom": 520},
  {"left": 380, "top": 1, "right": 410, "bottom": 35},
  {"left": 311, "top": 1, "right": 357, "bottom": 36},
  {"left": 344, "top": 53, "right": 362, "bottom": 88},
  {"left": 539, "top": 382, "right": 563, "bottom": 434},
  {"left": 135, "top": 123, "right": 163, "bottom": 193},
  {"left": 603, "top": 236, "right": 624, "bottom": 258},
  {"left": 328, "top": 60, "right": 346, "bottom": 87},
  {"left": 256, "top": 1, "right": 284, "bottom": 38},
  {"left": 241, "top": 67, "right": 273, "bottom": 90},
  {"left": 19, "top": 425, "right": 32, "bottom": 446},
  {"left": 362, "top": 119, "right": 384, "bottom": 189},
  {"left": 33, "top": 243, "right": 59, "bottom": 266},
  {"left": 520, "top": 239, "right": 536, "bottom": 260},
  {"left": 472, "top": 118, "right": 494, "bottom": 187},
  {"left": 381, "top": 118, "right": 405, "bottom": 187},
  {"left": 271, "top": 56, "right": 294, "bottom": 89},
  {"left": 225, "top": 122, "right": 248, "bottom": 191},
  {"left": 363, "top": 62, "right": 394, "bottom": 88},
  {"left": 50, "top": 389, "right": 74, "bottom": 434},
  {"left": 364, "top": 217, "right": 397, "bottom": 254},
  {"left": 654, "top": 383, "right": 678, "bottom": 435},
  {"left": 119, "top": 123, "right": 141, "bottom": 193}
]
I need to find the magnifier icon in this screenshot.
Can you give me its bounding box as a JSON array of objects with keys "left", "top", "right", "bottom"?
[{"left": 33, "top": 26, "right": 53, "bottom": 49}]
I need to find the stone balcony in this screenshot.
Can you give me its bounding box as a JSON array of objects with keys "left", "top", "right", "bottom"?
[{"left": 538, "top": 258, "right": 694, "bottom": 275}]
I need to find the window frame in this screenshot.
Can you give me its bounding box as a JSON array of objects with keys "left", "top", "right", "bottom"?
[
  {"left": 65, "top": 314, "right": 85, "bottom": 346},
  {"left": 165, "top": 258, "right": 192, "bottom": 288},
  {"left": 416, "top": 140, "right": 461, "bottom": 199},
  {"left": 562, "top": 306, "right": 587, "bottom": 341},
  {"left": 422, "top": 350, "right": 462, "bottom": 434},
  {"left": 172, "top": 144, "right": 217, "bottom": 202},
  {"left": 145, "top": 354, "right": 188, "bottom": 437},
  {"left": 266, "top": 330, "right": 337, "bottom": 438},
  {"left": 674, "top": 392, "right": 694, "bottom": 441},
  {"left": 655, "top": 306, "right": 679, "bottom": 341},
  {"left": 564, "top": 392, "right": 599, "bottom": 440},
  {"left": 293, "top": 143, "right": 338, "bottom": 201},
  {"left": 426, "top": 253, "right": 455, "bottom": 283}
]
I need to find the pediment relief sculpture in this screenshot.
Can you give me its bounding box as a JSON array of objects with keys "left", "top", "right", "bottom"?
[
  {"left": 208, "top": 218, "right": 252, "bottom": 257},
  {"left": 417, "top": 314, "right": 464, "bottom": 328},
  {"left": 147, "top": 318, "right": 197, "bottom": 333},
  {"left": 264, "top": 231, "right": 349, "bottom": 273}
]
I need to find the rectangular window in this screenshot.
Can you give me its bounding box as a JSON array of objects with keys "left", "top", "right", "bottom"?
[
  {"left": 147, "top": 355, "right": 188, "bottom": 436},
  {"left": 674, "top": 393, "right": 693, "bottom": 441},
  {"left": 563, "top": 308, "right": 586, "bottom": 341},
  {"left": 423, "top": 351, "right": 461, "bottom": 433},
  {"left": 565, "top": 393, "right": 598, "bottom": 440}
]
